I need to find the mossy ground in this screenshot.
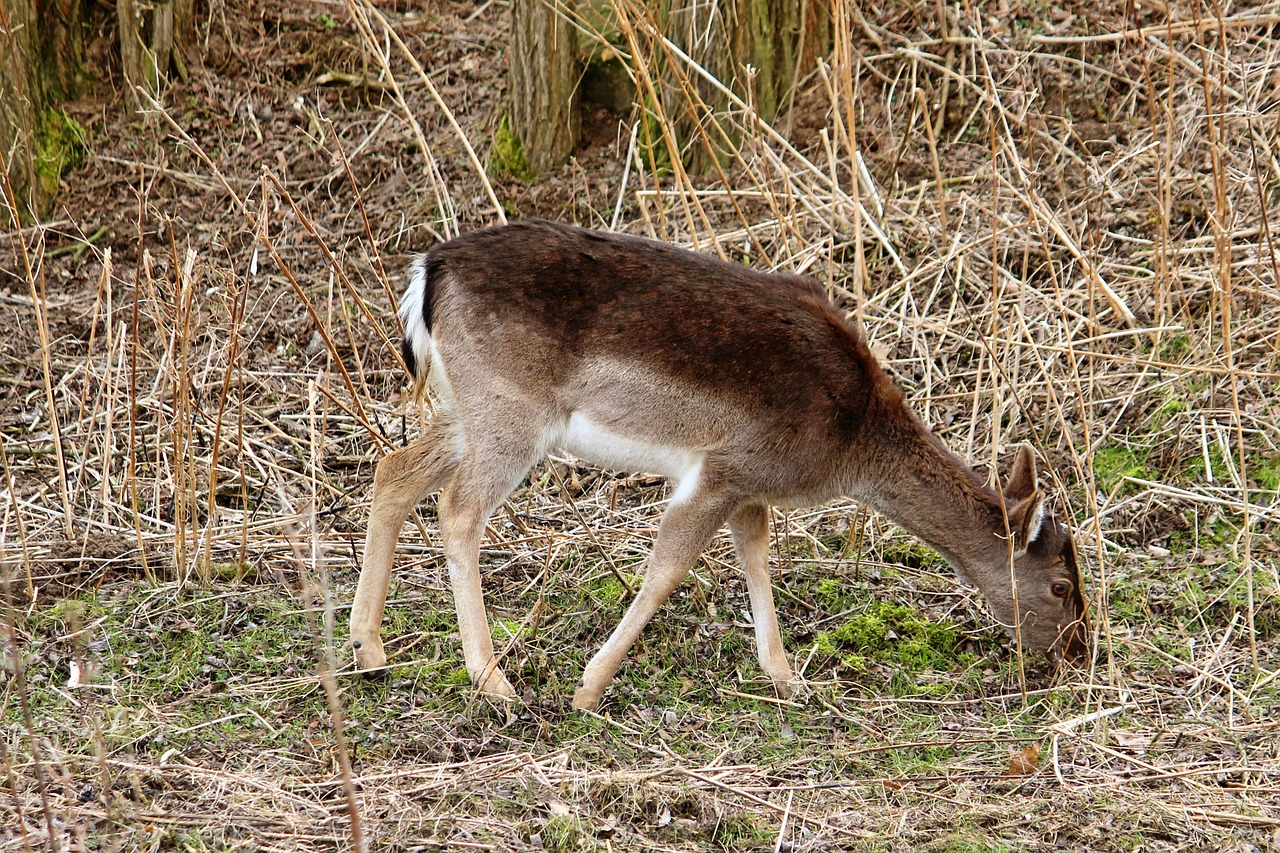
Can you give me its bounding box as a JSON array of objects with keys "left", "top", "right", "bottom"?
[
  {"left": 9, "top": 464, "right": 1273, "bottom": 849},
  {"left": 491, "top": 114, "right": 536, "bottom": 181}
]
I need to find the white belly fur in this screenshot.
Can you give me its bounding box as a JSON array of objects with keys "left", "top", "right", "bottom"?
[{"left": 554, "top": 413, "right": 704, "bottom": 503}]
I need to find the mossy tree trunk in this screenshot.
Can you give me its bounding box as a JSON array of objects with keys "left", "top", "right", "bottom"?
[
  {"left": 0, "top": 0, "right": 86, "bottom": 220},
  {"left": 1, "top": 0, "right": 193, "bottom": 218},
  {"left": 509, "top": 0, "right": 581, "bottom": 174},
  {"left": 0, "top": 0, "right": 39, "bottom": 220},
  {"left": 572, "top": 0, "right": 831, "bottom": 174}
]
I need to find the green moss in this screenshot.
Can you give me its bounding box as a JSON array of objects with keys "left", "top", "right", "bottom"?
[
  {"left": 492, "top": 114, "right": 536, "bottom": 181},
  {"left": 442, "top": 667, "right": 472, "bottom": 687},
  {"left": 1248, "top": 453, "right": 1280, "bottom": 492},
  {"left": 1184, "top": 443, "right": 1280, "bottom": 493},
  {"left": 814, "top": 602, "right": 968, "bottom": 677},
  {"left": 209, "top": 560, "right": 258, "bottom": 581},
  {"left": 47, "top": 596, "right": 96, "bottom": 628},
  {"left": 34, "top": 107, "right": 86, "bottom": 198},
  {"left": 1158, "top": 332, "right": 1191, "bottom": 360},
  {"left": 585, "top": 573, "right": 631, "bottom": 606},
  {"left": 1183, "top": 441, "right": 1220, "bottom": 484},
  {"left": 493, "top": 618, "right": 528, "bottom": 642},
  {"left": 637, "top": 95, "right": 673, "bottom": 178},
  {"left": 1165, "top": 513, "right": 1235, "bottom": 554},
  {"left": 814, "top": 577, "right": 846, "bottom": 610},
  {"left": 1106, "top": 571, "right": 1153, "bottom": 623},
  {"left": 882, "top": 539, "right": 942, "bottom": 569},
  {"left": 1093, "top": 444, "right": 1149, "bottom": 495},
  {"left": 1155, "top": 393, "right": 1188, "bottom": 421},
  {"left": 716, "top": 625, "right": 749, "bottom": 661},
  {"left": 708, "top": 811, "right": 773, "bottom": 847}
]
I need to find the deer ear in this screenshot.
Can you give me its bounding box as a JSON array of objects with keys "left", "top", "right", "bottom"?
[
  {"left": 1004, "top": 444, "right": 1039, "bottom": 502},
  {"left": 1007, "top": 491, "right": 1047, "bottom": 553}
]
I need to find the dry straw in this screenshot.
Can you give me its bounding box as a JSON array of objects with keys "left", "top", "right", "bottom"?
[{"left": 1, "top": 0, "right": 1277, "bottom": 849}]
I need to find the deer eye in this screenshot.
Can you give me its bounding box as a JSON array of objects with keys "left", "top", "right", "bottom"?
[{"left": 1051, "top": 581, "right": 1072, "bottom": 599}]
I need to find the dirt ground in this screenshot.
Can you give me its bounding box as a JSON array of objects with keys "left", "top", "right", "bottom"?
[{"left": 2, "top": 0, "right": 1279, "bottom": 850}]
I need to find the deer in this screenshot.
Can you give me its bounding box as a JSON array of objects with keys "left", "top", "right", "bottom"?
[{"left": 350, "top": 220, "right": 1089, "bottom": 711}]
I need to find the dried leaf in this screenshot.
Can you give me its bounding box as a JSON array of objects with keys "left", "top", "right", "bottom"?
[
  {"left": 596, "top": 815, "right": 618, "bottom": 837},
  {"left": 1006, "top": 743, "right": 1041, "bottom": 776},
  {"left": 1112, "top": 730, "right": 1150, "bottom": 751},
  {"left": 544, "top": 796, "right": 571, "bottom": 818}
]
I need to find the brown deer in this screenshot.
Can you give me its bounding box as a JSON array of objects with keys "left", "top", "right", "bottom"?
[{"left": 350, "top": 220, "right": 1089, "bottom": 711}]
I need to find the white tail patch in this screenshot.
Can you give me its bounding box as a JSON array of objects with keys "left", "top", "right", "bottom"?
[{"left": 399, "top": 256, "right": 433, "bottom": 379}]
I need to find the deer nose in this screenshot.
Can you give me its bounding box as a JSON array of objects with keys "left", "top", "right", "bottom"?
[{"left": 1056, "top": 620, "right": 1090, "bottom": 663}]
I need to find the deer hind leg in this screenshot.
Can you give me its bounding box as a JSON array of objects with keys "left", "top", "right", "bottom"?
[
  {"left": 572, "top": 488, "right": 738, "bottom": 712},
  {"left": 437, "top": 451, "right": 539, "bottom": 702},
  {"left": 730, "top": 504, "right": 796, "bottom": 698},
  {"left": 352, "top": 418, "right": 461, "bottom": 673}
]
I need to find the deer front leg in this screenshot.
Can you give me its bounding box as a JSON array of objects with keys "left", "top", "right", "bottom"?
[
  {"left": 572, "top": 491, "right": 736, "bottom": 711},
  {"left": 352, "top": 428, "right": 459, "bottom": 673},
  {"left": 730, "top": 504, "right": 796, "bottom": 698}
]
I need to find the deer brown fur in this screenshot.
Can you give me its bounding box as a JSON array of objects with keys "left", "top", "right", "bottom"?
[{"left": 350, "top": 220, "right": 1089, "bottom": 710}]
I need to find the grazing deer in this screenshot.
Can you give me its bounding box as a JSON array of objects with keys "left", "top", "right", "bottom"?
[{"left": 351, "top": 220, "right": 1089, "bottom": 711}]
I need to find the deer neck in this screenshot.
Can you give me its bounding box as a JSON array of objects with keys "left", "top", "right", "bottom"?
[{"left": 849, "top": 409, "right": 1007, "bottom": 586}]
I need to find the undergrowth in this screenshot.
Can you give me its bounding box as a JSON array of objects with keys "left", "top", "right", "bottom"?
[{"left": 2, "top": 0, "right": 1277, "bottom": 850}]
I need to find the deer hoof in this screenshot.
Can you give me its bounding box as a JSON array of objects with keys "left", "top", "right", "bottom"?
[
  {"left": 476, "top": 668, "right": 518, "bottom": 702},
  {"left": 570, "top": 685, "right": 602, "bottom": 712}
]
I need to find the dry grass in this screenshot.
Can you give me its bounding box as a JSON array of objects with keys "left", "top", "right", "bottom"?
[{"left": 1, "top": 0, "right": 1278, "bottom": 850}]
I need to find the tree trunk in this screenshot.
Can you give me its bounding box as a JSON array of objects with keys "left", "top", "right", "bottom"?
[
  {"left": 507, "top": 0, "right": 826, "bottom": 176},
  {"left": 589, "top": 0, "right": 830, "bottom": 174},
  {"left": 734, "top": 0, "right": 830, "bottom": 123},
  {"left": 0, "top": 0, "right": 85, "bottom": 220},
  {"left": 1, "top": 0, "right": 37, "bottom": 220},
  {"left": 509, "top": 0, "right": 581, "bottom": 174},
  {"left": 3, "top": 0, "right": 194, "bottom": 217},
  {"left": 119, "top": 0, "right": 194, "bottom": 112},
  {"left": 666, "top": 0, "right": 830, "bottom": 170},
  {"left": 43, "top": 0, "right": 88, "bottom": 97}
]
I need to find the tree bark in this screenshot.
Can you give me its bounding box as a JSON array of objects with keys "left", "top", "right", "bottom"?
[
  {"left": 0, "top": 0, "right": 85, "bottom": 220},
  {"left": 0, "top": 0, "right": 36, "bottom": 219},
  {"left": 119, "top": 0, "right": 194, "bottom": 111},
  {"left": 509, "top": 0, "right": 581, "bottom": 174},
  {"left": 667, "top": 0, "right": 830, "bottom": 169},
  {"left": 3, "top": 0, "right": 195, "bottom": 217}
]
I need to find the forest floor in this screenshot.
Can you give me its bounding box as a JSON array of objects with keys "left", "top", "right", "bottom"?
[{"left": 2, "top": 0, "right": 1279, "bottom": 850}]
